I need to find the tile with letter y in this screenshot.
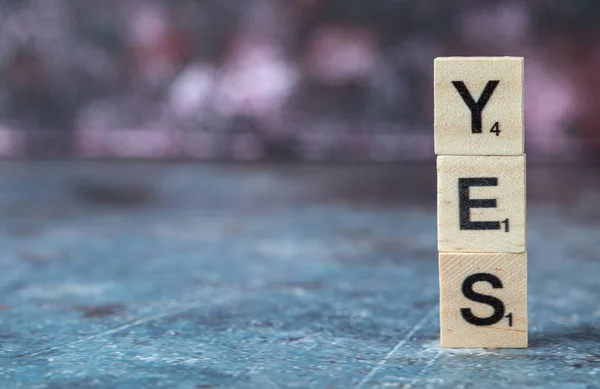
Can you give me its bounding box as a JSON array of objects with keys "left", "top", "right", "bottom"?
[
  {"left": 437, "top": 155, "right": 526, "bottom": 253},
  {"left": 439, "top": 252, "right": 527, "bottom": 348},
  {"left": 434, "top": 57, "right": 523, "bottom": 156}
]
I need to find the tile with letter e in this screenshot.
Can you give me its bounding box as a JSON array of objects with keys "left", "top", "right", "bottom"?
[
  {"left": 437, "top": 155, "right": 526, "bottom": 253},
  {"left": 434, "top": 57, "right": 523, "bottom": 156},
  {"left": 439, "top": 252, "right": 527, "bottom": 348}
]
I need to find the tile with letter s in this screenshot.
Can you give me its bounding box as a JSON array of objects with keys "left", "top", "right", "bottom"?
[{"left": 439, "top": 252, "right": 527, "bottom": 348}]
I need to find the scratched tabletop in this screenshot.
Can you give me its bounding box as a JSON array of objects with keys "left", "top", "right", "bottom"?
[{"left": 0, "top": 162, "right": 599, "bottom": 388}]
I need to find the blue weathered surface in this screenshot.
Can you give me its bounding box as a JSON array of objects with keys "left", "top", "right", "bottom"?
[{"left": 0, "top": 162, "right": 599, "bottom": 388}]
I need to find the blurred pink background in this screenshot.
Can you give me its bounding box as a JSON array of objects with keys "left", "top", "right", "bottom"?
[{"left": 0, "top": 0, "right": 598, "bottom": 162}]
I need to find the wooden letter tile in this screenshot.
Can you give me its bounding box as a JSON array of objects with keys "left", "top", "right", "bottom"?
[
  {"left": 439, "top": 252, "right": 527, "bottom": 348},
  {"left": 437, "top": 155, "right": 526, "bottom": 253},
  {"left": 434, "top": 57, "right": 523, "bottom": 156}
]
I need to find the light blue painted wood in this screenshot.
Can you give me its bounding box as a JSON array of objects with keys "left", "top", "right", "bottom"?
[{"left": 0, "top": 163, "right": 598, "bottom": 388}]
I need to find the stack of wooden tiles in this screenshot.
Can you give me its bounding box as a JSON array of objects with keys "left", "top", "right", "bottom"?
[{"left": 434, "top": 57, "right": 527, "bottom": 348}]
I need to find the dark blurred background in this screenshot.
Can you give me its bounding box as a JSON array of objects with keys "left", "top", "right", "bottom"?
[{"left": 0, "top": 0, "right": 598, "bottom": 162}]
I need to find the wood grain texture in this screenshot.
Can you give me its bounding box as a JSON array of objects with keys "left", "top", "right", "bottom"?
[
  {"left": 437, "top": 155, "right": 526, "bottom": 253},
  {"left": 434, "top": 57, "right": 523, "bottom": 156},
  {"left": 439, "top": 252, "right": 527, "bottom": 348}
]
